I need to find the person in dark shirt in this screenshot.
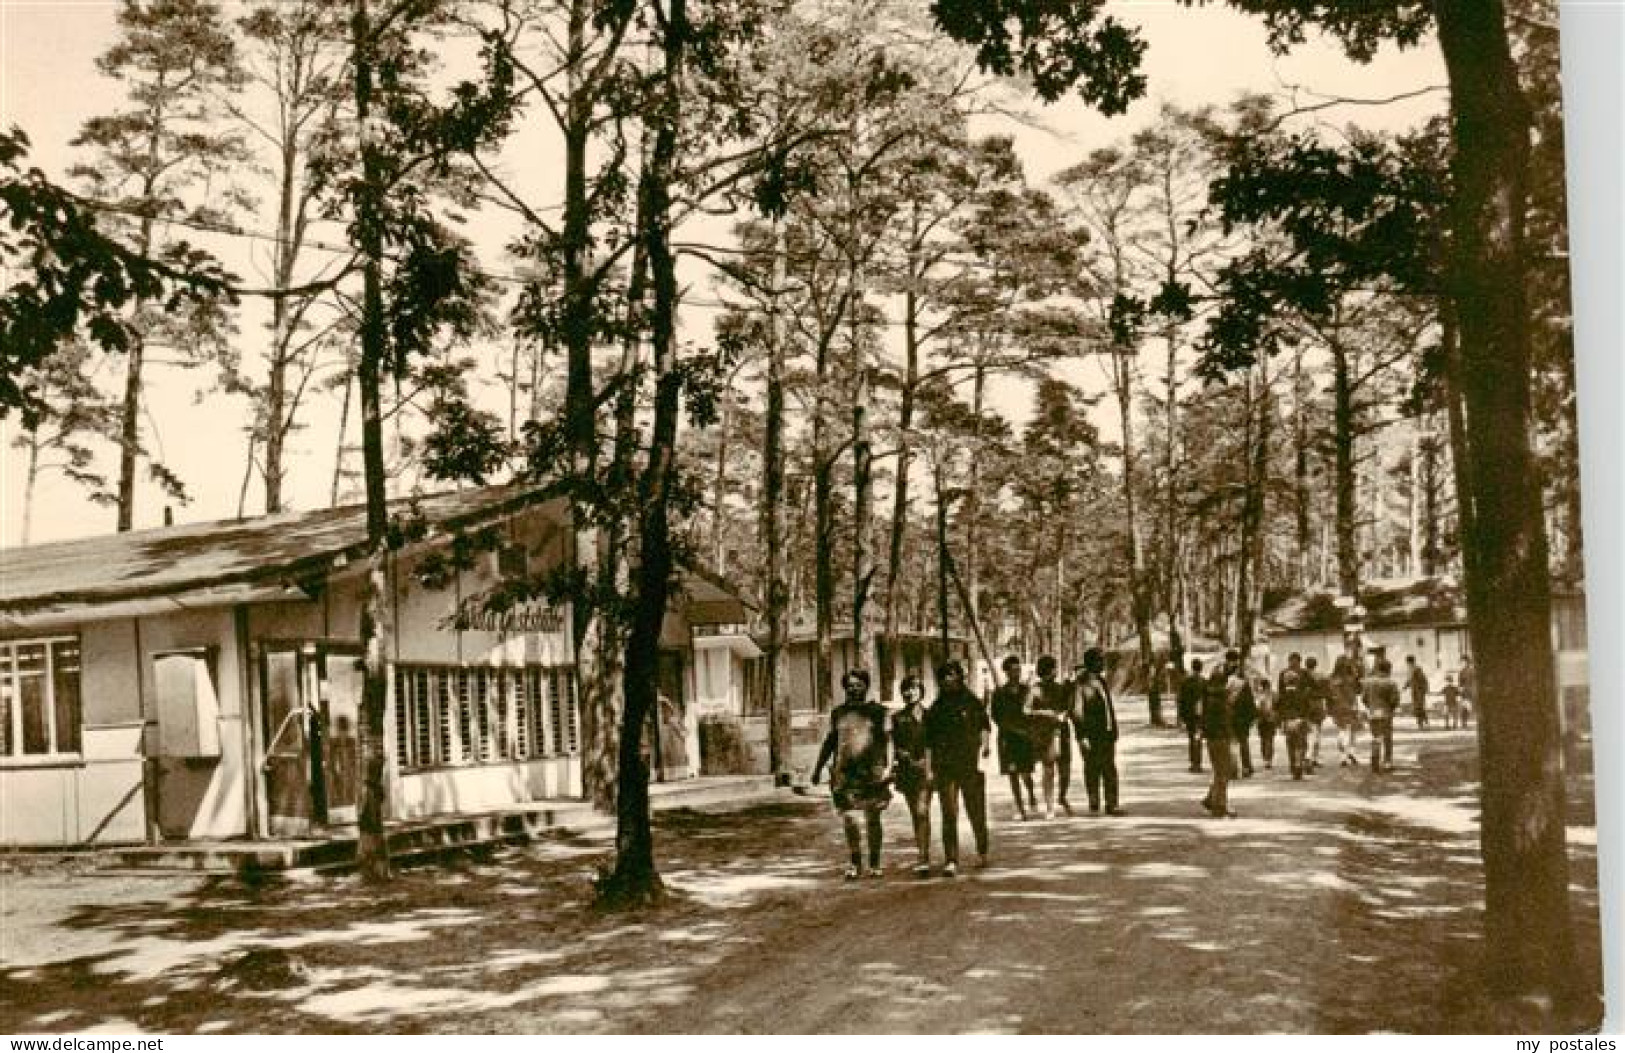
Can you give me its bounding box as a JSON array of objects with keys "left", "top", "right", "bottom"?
[
  {"left": 1072, "top": 647, "right": 1124, "bottom": 816},
  {"left": 1176, "top": 659, "right": 1206, "bottom": 773},
  {"left": 989, "top": 656, "right": 1037, "bottom": 820},
  {"left": 1275, "top": 652, "right": 1312, "bottom": 780},
  {"left": 925, "top": 660, "right": 991, "bottom": 876},
  {"left": 1030, "top": 655, "right": 1074, "bottom": 818},
  {"left": 1200, "top": 656, "right": 1237, "bottom": 817},
  {"left": 891, "top": 673, "right": 934, "bottom": 878},
  {"left": 1230, "top": 661, "right": 1259, "bottom": 778},
  {"left": 1405, "top": 655, "right": 1431, "bottom": 730},
  {"left": 1363, "top": 657, "right": 1402, "bottom": 772},
  {"left": 1254, "top": 673, "right": 1277, "bottom": 771},
  {"left": 1303, "top": 656, "right": 1329, "bottom": 773},
  {"left": 812, "top": 669, "right": 892, "bottom": 880}
]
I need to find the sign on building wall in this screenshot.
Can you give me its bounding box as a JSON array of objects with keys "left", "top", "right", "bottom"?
[{"left": 440, "top": 600, "right": 574, "bottom": 667}]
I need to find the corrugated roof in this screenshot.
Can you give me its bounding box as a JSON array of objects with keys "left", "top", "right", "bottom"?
[{"left": 0, "top": 485, "right": 563, "bottom": 614}]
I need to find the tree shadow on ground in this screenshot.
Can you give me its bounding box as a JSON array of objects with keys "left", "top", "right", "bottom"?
[
  {"left": 0, "top": 804, "right": 828, "bottom": 1034},
  {"left": 0, "top": 728, "right": 1603, "bottom": 1034},
  {"left": 1310, "top": 735, "right": 1602, "bottom": 1034}
]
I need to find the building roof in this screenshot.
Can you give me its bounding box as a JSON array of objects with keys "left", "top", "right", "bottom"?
[
  {"left": 1262, "top": 578, "right": 1467, "bottom": 635},
  {"left": 0, "top": 486, "right": 565, "bottom": 620},
  {"left": 674, "top": 564, "right": 754, "bottom": 625},
  {"left": 2, "top": 485, "right": 756, "bottom": 636}
]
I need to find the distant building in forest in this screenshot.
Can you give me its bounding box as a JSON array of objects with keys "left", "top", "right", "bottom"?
[{"left": 1259, "top": 577, "right": 1590, "bottom": 735}]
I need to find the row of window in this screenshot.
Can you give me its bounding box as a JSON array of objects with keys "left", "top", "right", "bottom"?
[
  {"left": 0, "top": 633, "right": 583, "bottom": 772},
  {"left": 0, "top": 638, "right": 81, "bottom": 758},
  {"left": 392, "top": 664, "right": 579, "bottom": 772}
]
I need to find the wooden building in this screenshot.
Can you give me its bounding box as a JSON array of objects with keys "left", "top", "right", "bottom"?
[{"left": 0, "top": 486, "right": 750, "bottom": 847}]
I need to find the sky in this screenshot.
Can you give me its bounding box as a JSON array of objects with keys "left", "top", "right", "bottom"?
[{"left": 0, "top": 0, "right": 1453, "bottom": 547}]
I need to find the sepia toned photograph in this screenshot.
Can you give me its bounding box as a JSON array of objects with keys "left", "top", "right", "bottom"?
[{"left": 0, "top": 0, "right": 1612, "bottom": 1037}]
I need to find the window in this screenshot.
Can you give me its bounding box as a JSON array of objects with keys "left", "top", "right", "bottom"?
[
  {"left": 741, "top": 657, "right": 769, "bottom": 716},
  {"left": 497, "top": 543, "right": 529, "bottom": 579},
  {"left": 392, "top": 664, "right": 577, "bottom": 772},
  {"left": 1, "top": 637, "right": 82, "bottom": 758}
]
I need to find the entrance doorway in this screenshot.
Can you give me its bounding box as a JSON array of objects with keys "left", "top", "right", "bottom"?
[{"left": 261, "top": 644, "right": 362, "bottom": 836}]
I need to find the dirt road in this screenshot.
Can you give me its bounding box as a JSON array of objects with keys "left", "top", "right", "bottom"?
[{"left": 0, "top": 722, "right": 1603, "bottom": 1034}]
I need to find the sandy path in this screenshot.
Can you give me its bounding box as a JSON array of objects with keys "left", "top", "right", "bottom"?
[{"left": 1, "top": 721, "right": 1601, "bottom": 1035}]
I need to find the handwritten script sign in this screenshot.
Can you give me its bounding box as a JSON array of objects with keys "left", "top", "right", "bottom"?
[{"left": 447, "top": 606, "right": 566, "bottom": 634}]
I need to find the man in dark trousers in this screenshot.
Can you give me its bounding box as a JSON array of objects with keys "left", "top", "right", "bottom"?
[
  {"left": 1364, "top": 657, "right": 1402, "bottom": 772},
  {"left": 1275, "top": 651, "right": 1312, "bottom": 779},
  {"left": 1231, "top": 659, "right": 1259, "bottom": 777},
  {"left": 811, "top": 669, "right": 892, "bottom": 880},
  {"left": 1200, "top": 655, "right": 1237, "bottom": 817},
  {"left": 1405, "top": 655, "right": 1431, "bottom": 730},
  {"left": 1176, "top": 659, "right": 1206, "bottom": 773},
  {"left": 925, "top": 660, "right": 991, "bottom": 877},
  {"left": 1071, "top": 648, "right": 1123, "bottom": 816}
]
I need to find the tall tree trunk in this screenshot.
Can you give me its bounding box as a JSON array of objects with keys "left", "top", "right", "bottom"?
[
  {"left": 813, "top": 313, "right": 835, "bottom": 712},
  {"left": 850, "top": 259, "right": 874, "bottom": 673},
  {"left": 559, "top": 0, "right": 612, "bottom": 809},
  {"left": 1235, "top": 363, "right": 1272, "bottom": 658},
  {"left": 115, "top": 154, "right": 160, "bottom": 532},
  {"left": 880, "top": 291, "right": 918, "bottom": 697},
  {"left": 587, "top": 125, "right": 658, "bottom": 818},
  {"left": 603, "top": 0, "right": 687, "bottom": 906},
  {"left": 964, "top": 362, "right": 985, "bottom": 626},
  {"left": 1407, "top": 427, "right": 1423, "bottom": 578},
  {"left": 236, "top": 433, "right": 258, "bottom": 518},
  {"left": 20, "top": 434, "right": 41, "bottom": 546},
  {"left": 331, "top": 369, "right": 353, "bottom": 505},
  {"left": 761, "top": 222, "right": 791, "bottom": 776},
  {"left": 1329, "top": 329, "right": 1360, "bottom": 598},
  {"left": 1161, "top": 325, "right": 1183, "bottom": 670},
  {"left": 1231, "top": 371, "right": 1255, "bottom": 650},
  {"left": 262, "top": 138, "right": 302, "bottom": 514},
  {"left": 1293, "top": 345, "right": 1313, "bottom": 588},
  {"left": 1051, "top": 540, "right": 1067, "bottom": 666},
  {"left": 350, "top": 0, "right": 392, "bottom": 883},
  {"left": 559, "top": 0, "right": 595, "bottom": 460},
  {"left": 933, "top": 452, "right": 951, "bottom": 665},
  {"left": 1419, "top": 416, "right": 1443, "bottom": 577},
  {"left": 115, "top": 332, "right": 146, "bottom": 533},
  {"left": 711, "top": 392, "right": 730, "bottom": 574},
  {"left": 1435, "top": 0, "right": 1577, "bottom": 1003},
  {"left": 1112, "top": 346, "right": 1156, "bottom": 711},
  {"left": 847, "top": 128, "right": 872, "bottom": 667}
]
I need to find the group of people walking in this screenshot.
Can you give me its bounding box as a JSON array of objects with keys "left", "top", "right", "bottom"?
[
  {"left": 810, "top": 642, "right": 1475, "bottom": 876},
  {"left": 1174, "top": 645, "right": 1477, "bottom": 818},
  {"left": 810, "top": 649, "right": 1122, "bottom": 881}
]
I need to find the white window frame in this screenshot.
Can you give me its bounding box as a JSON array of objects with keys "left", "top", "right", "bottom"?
[{"left": 0, "top": 635, "right": 83, "bottom": 762}]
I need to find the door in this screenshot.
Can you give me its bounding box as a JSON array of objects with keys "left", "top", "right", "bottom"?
[
  {"left": 262, "top": 645, "right": 363, "bottom": 835},
  {"left": 261, "top": 648, "right": 311, "bottom": 837}
]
